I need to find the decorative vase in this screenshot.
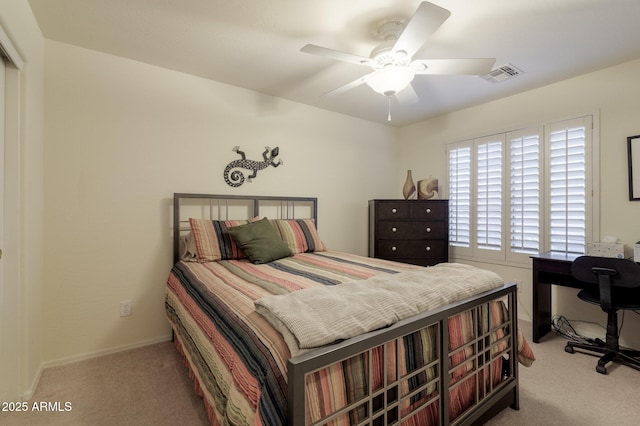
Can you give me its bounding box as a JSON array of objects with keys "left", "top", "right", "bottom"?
[{"left": 402, "top": 170, "right": 416, "bottom": 200}]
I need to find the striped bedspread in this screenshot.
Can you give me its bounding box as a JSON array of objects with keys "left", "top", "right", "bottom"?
[{"left": 165, "top": 251, "right": 534, "bottom": 425}]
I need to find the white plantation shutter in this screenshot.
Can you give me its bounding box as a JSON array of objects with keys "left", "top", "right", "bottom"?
[
  {"left": 547, "top": 119, "right": 589, "bottom": 254},
  {"left": 448, "top": 145, "right": 471, "bottom": 249},
  {"left": 509, "top": 131, "right": 540, "bottom": 257},
  {"left": 476, "top": 139, "right": 503, "bottom": 252},
  {"left": 446, "top": 115, "right": 595, "bottom": 262}
]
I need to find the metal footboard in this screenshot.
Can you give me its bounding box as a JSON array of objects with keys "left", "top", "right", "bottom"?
[{"left": 288, "top": 283, "right": 519, "bottom": 426}]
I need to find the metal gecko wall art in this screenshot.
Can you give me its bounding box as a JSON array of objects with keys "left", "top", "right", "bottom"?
[{"left": 223, "top": 146, "right": 283, "bottom": 187}]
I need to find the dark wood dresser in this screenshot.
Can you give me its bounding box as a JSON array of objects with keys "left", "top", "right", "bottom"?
[{"left": 368, "top": 199, "right": 449, "bottom": 267}]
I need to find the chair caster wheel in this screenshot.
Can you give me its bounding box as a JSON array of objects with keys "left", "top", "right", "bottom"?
[
  {"left": 596, "top": 364, "right": 607, "bottom": 374},
  {"left": 565, "top": 345, "right": 575, "bottom": 354}
]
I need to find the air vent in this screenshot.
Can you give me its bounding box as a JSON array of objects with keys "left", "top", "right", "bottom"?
[{"left": 481, "top": 64, "right": 524, "bottom": 83}]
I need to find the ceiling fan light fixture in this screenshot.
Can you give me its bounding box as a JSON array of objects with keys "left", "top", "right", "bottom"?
[{"left": 366, "top": 66, "right": 415, "bottom": 96}]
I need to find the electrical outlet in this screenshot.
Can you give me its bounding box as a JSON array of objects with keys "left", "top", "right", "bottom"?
[{"left": 120, "top": 300, "right": 132, "bottom": 317}]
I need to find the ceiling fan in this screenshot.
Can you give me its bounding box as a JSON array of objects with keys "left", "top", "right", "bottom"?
[{"left": 301, "top": 1, "right": 495, "bottom": 118}]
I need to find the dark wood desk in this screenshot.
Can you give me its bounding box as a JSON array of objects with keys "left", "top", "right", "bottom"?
[{"left": 531, "top": 251, "right": 583, "bottom": 343}]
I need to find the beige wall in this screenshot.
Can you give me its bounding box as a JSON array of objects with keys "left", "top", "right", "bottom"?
[
  {"left": 42, "top": 40, "right": 399, "bottom": 364},
  {"left": 398, "top": 58, "right": 640, "bottom": 348},
  {"left": 0, "top": 0, "right": 45, "bottom": 399}
]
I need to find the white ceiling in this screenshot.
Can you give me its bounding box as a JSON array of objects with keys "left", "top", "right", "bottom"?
[{"left": 28, "top": 0, "right": 640, "bottom": 127}]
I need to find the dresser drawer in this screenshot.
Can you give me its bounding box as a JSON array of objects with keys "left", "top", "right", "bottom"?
[
  {"left": 375, "top": 200, "right": 447, "bottom": 220},
  {"left": 376, "top": 221, "right": 446, "bottom": 239},
  {"left": 410, "top": 202, "right": 446, "bottom": 220},
  {"left": 375, "top": 201, "right": 411, "bottom": 219},
  {"left": 376, "top": 240, "right": 446, "bottom": 259}
]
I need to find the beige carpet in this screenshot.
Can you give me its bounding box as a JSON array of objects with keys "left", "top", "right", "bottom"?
[
  {"left": 488, "top": 323, "right": 640, "bottom": 426},
  {"left": 2, "top": 322, "right": 640, "bottom": 425},
  {"left": 0, "top": 342, "right": 209, "bottom": 426}
]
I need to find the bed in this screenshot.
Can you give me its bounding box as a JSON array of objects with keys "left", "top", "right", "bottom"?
[{"left": 165, "top": 193, "right": 534, "bottom": 426}]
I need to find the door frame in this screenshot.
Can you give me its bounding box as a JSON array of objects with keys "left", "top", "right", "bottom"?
[{"left": 0, "top": 22, "right": 24, "bottom": 401}]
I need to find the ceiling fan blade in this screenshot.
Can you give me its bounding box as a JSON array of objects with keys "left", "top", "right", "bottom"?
[
  {"left": 322, "top": 73, "right": 371, "bottom": 96},
  {"left": 301, "top": 44, "right": 371, "bottom": 67},
  {"left": 392, "top": 1, "right": 451, "bottom": 59},
  {"left": 410, "top": 58, "right": 496, "bottom": 75},
  {"left": 395, "top": 82, "right": 420, "bottom": 104}
]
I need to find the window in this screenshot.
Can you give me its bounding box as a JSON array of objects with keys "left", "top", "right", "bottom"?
[
  {"left": 447, "top": 115, "right": 595, "bottom": 264},
  {"left": 547, "top": 117, "right": 590, "bottom": 254},
  {"left": 448, "top": 134, "right": 508, "bottom": 261},
  {"left": 508, "top": 130, "right": 540, "bottom": 258},
  {"left": 448, "top": 145, "right": 471, "bottom": 248},
  {"left": 476, "top": 138, "right": 503, "bottom": 252}
]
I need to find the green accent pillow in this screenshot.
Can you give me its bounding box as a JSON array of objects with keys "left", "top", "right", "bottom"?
[{"left": 227, "top": 218, "right": 293, "bottom": 264}]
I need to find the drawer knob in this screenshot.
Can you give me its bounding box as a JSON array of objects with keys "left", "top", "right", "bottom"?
[
  {"left": 391, "top": 208, "right": 397, "bottom": 214},
  {"left": 426, "top": 208, "right": 431, "bottom": 214},
  {"left": 426, "top": 227, "right": 431, "bottom": 233},
  {"left": 392, "top": 227, "right": 397, "bottom": 232},
  {"left": 426, "top": 246, "right": 431, "bottom": 251},
  {"left": 392, "top": 246, "right": 397, "bottom": 251}
]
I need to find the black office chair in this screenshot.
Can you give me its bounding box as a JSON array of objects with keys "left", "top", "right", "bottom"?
[{"left": 565, "top": 256, "right": 640, "bottom": 374}]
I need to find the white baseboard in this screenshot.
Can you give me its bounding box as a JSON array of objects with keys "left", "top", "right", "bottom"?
[
  {"left": 21, "top": 363, "right": 44, "bottom": 400},
  {"left": 41, "top": 334, "right": 173, "bottom": 370}
]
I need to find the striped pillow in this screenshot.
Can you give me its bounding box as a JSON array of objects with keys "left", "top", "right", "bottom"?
[
  {"left": 188, "top": 218, "right": 249, "bottom": 262},
  {"left": 272, "top": 219, "right": 326, "bottom": 253}
]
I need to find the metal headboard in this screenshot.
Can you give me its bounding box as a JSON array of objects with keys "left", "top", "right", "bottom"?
[{"left": 173, "top": 193, "right": 318, "bottom": 263}]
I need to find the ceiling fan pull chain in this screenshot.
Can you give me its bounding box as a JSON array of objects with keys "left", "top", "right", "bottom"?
[{"left": 387, "top": 96, "right": 392, "bottom": 121}]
